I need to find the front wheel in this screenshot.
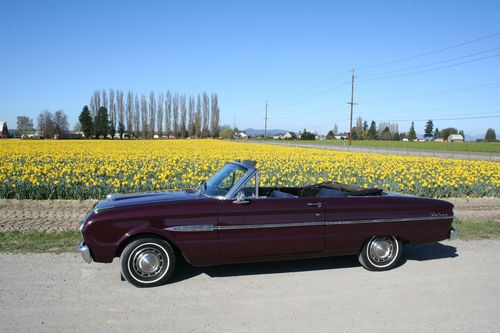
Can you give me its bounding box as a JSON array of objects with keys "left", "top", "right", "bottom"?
[
  {"left": 120, "top": 238, "right": 176, "bottom": 287},
  {"left": 358, "top": 236, "right": 402, "bottom": 271}
]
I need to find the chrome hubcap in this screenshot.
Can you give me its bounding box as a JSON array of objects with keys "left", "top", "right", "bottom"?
[
  {"left": 369, "top": 237, "right": 394, "bottom": 263},
  {"left": 132, "top": 247, "right": 164, "bottom": 277}
]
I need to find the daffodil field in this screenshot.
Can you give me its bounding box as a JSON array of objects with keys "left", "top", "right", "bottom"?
[{"left": 0, "top": 140, "right": 498, "bottom": 199}]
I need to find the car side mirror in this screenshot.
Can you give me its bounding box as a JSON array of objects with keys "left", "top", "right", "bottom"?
[{"left": 233, "top": 191, "right": 250, "bottom": 204}]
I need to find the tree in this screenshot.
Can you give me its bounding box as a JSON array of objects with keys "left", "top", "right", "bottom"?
[
  {"left": 220, "top": 128, "right": 235, "bottom": 139},
  {"left": 109, "top": 89, "right": 116, "bottom": 132},
  {"left": 333, "top": 123, "right": 339, "bottom": 136},
  {"left": 381, "top": 126, "right": 392, "bottom": 140},
  {"left": 79, "top": 106, "right": 93, "bottom": 138},
  {"left": 459, "top": 130, "right": 465, "bottom": 139},
  {"left": 37, "top": 110, "right": 56, "bottom": 138},
  {"left": 210, "top": 93, "right": 220, "bottom": 138},
  {"left": 355, "top": 116, "right": 363, "bottom": 140},
  {"left": 195, "top": 94, "right": 202, "bottom": 137},
  {"left": 89, "top": 90, "right": 101, "bottom": 118},
  {"left": 439, "top": 127, "right": 458, "bottom": 140},
  {"left": 367, "top": 121, "right": 378, "bottom": 140},
  {"left": 141, "top": 94, "right": 148, "bottom": 138},
  {"left": 17, "top": 116, "right": 34, "bottom": 135},
  {"left": 54, "top": 110, "right": 69, "bottom": 135},
  {"left": 173, "top": 93, "right": 179, "bottom": 137},
  {"left": 433, "top": 127, "right": 439, "bottom": 140},
  {"left": 351, "top": 127, "right": 358, "bottom": 140},
  {"left": 94, "top": 107, "right": 110, "bottom": 138},
  {"left": 134, "top": 94, "right": 141, "bottom": 137},
  {"left": 157, "top": 92, "right": 164, "bottom": 138},
  {"left": 202, "top": 92, "right": 210, "bottom": 137},
  {"left": 424, "top": 119, "right": 433, "bottom": 139},
  {"left": 118, "top": 121, "right": 125, "bottom": 139},
  {"left": 362, "top": 120, "right": 368, "bottom": 132},
  {"left": 300, "top": 128, "right": 315, "bottom": 140},
  {"left": 188, "top": 96, "right": 195, "bottom": 137},
  {"left": 165, "top": 91, "right": 172, "bottom": 138},
  {"left": 126, "top": 91, "right": 134, "bottom": 133},
  {"left": 485, "top": 128, "right": 496, "bottom": 142},
  {"left": 408, "top": 122, "right": 417, "bottom": 141},
  {"left": 149, "top": 91, "right": 156, "bottom": 138},
  {"left": 326, "top": 130, "right": 335, "bottom": 140},
  {"left": 116, "top": 90, "right": 124, "bottom": 137},
  {"left": 180, "top": 94, "right": 187, "bottom": 137},
  {"left": 392, "top": 131, "right": 401, "bottom": 141}
]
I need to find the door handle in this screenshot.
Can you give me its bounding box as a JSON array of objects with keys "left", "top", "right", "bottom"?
[{"left": 307, "top": 202, "right": 322, "bottom": 208}]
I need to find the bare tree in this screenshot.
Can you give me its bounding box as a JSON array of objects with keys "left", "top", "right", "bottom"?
[
  {"left": 180, "top": 94, "right": 187, "bottom": 138},
  {"left": 165, "top": 91, "right": 172, "bottom": 138},
  {"left": 157, "top": 92, "right": 164, "bottom": 138},
  {"left": 134, "top": 94, "right": 140, "bottom": 137},
  {"left": 108, "top": 89, "right": 115, "bottom": 136},
  {"left": 54, "top": 109, "right": 69, "bottom": 135},
  {"left": 90, "top": 90, "right": 101, "bottom": 118},
  {"left": 141, "top": 94, "right": 148, "bottom": 138},
  {"left": 210, "top": 93, "right": 220, "bottom": 138},
  {"left": 355, "top": 116, "right": 363, "bottom": 139},
  {"left": 172, "top": 93, "right": 179, "bottom": 137},
  {"left": 188, "top": 96, "right": 195, "bottom": 137},
  {"left": 333, "top": 123, "right": 339, "bottom": 136},
  {"left": 116, "top": 90, "right": 125, "bottom": 138},
  {"left": 37, "top": 110, "right": 56, "bottom": 138},
  {"left": 202, "top": 92, "right": 210, "bottom": 137},
  {"left": 149, "top": 91, "right": 156, "bottom": 138},
  {"left": 126, "top": 91, "right": 133, "bottom": 134},
  {"left": 195, "top": 94, "right": 202, "bottom": 137}
]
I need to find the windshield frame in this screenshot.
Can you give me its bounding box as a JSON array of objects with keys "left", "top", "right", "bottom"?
[{"left": 199, "top": 162, "right": 257, "bottom": 200}]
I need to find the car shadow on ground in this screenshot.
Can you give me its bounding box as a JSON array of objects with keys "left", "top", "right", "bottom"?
[{"left": 169, "top": 242, "right": 458, "bottom": 284}]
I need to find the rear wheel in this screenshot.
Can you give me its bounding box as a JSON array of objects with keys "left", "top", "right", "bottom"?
[
  {"left": 358, "top": 236, "right": 402, "bottom": 271},
  {"left": 120, "top": 238, "right": 176, "bottom": 287}
]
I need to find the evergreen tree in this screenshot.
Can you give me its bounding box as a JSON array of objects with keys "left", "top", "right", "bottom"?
[
  {"left": 367, "top": 121, "right": 377, "bottom": 139},
  {"left": 94, "top": 107, "right": 110, "bottom": 138},
  {"left": 424, "top": 119, "right": 433, "bottom": 138},
  {"left": 408, "top": 122, "right": 417, "bottom": 141},
  {"left": 433, "top": 127, "right": 439, "bottom": 140},
  {"left": 485, "top": 128, "right": 496, "bottom": 142},
  {"left": 118, "top": 121, "right": 125, "bottom": 139},
  {"left": 79, "top": 106, "right": 93, "bottom": 138},
  {"left": 362, "top": 120, "right": 368, "bottom": 132}
]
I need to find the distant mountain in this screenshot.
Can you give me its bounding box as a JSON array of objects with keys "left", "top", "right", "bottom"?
[{"left": 243, "top": 128, "right": 291, "bottom": 136}]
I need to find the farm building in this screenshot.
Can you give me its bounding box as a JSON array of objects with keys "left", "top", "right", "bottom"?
[
  {"left": 234, "top": 130, "right": 248, "bottom": 139},
  {"left": 0, "top": 121, "right": 8, "bottom": 138},
  {"left": 281, "top": 131, "right": 297, "bottom": 139},
  {"left": 448, "top": 134, "right": 464, "bottom": 142}
]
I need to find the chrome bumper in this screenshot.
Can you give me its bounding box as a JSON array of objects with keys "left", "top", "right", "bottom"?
[
  {"left": 77, "top": 241, "right": 92, "bottom": 264},
  {"left": 449, "top": 227, "right": 457, "bottom": 240}
]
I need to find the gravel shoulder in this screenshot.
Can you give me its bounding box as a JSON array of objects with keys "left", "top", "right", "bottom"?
[
  {"left": 0, "top": 197, "right": 498, "bottom": 232},
  {"left": 0, "top": 240, "right": 499, "bottom": 332}
]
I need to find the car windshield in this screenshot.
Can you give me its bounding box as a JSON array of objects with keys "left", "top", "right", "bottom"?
[{"left": 200, "top": 163, "right": 248, "bottom": 197}]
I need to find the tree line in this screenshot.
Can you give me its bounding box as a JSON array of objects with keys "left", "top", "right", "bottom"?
[{"left": 80, "top": 89, "right": 220, "bottom": 139}]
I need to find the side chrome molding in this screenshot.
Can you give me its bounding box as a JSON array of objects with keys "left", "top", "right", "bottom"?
[{"left": 164, "top": 215, "right": 452, "bottom": 232}]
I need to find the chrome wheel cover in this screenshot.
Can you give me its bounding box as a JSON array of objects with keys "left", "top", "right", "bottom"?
[
  {"left": 368, "top": 236, "right": 395, "bottom": 264},
  {"left": 127, "top": 243, "right": 170, "bottom": 283}
]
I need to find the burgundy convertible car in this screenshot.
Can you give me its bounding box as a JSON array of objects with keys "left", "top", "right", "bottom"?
[{"left": 78, "top": 160, "right": 456, "bottom": 287}]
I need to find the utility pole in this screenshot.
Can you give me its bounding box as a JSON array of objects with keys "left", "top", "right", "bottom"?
[
  {"left": 347, "top": 69, "right": 358, "bottom": 145},
  {"left": 264, "top": 100, "right": 268, "bottom": 140}
]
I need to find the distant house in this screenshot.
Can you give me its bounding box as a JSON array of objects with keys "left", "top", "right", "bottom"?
[
  {"left": 401, "top": 138, "right": 409, "bottom": 142},
  {"left": 448, "top": 134, "right": 464, "bottom": 142},
  {"left": 434, "top": 138, "right": 445, "bottom": 142},
  {"left": 234, "top": 130, "right": 248, "bottom": 139},
  {"left": 281, "top": 131, "right": 297, "bottom": 140},
  {"left": 0, "top": 121, "right": 8, "bottom": 138},
  {"left": 334, "top": 135, "right": 348, "bottom": 140}
]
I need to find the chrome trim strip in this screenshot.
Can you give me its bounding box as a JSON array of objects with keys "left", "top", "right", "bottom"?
[
  {"left": 164, "top": 216, "right": 452, "bottom": 232},
  {"left": 325, "top": 215, "right": 451, "bottom": 225}
]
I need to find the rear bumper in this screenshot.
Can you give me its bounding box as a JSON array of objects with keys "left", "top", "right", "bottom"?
[
  {"left": 449, "top": 227, "right": 457, "bottom": 240},
  {"left": 77, "top": 241, "right": 93, "bottom": 264}
]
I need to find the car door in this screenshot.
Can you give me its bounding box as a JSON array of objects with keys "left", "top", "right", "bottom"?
[{"left": 217, "top": 196, "right": 325, "bottom": 263}]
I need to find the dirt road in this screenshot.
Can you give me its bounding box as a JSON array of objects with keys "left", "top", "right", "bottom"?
[
  {"left": 0, "top": 197, "right": 498, "bottom": 232},
  {"left": 1, "top": 240, "right": 499, "bottom": 332}
]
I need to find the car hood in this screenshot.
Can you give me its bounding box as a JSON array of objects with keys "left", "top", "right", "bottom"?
[{"left": 95, "top": 190, "right": 198, "bottom": 210}]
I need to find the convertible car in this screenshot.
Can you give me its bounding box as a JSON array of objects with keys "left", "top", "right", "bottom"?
[{"left": 78, "top": 160, "right": 456, "bottom": 287}]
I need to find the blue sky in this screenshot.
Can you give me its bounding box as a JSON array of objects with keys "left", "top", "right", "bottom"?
[{"left": 0, "top": 0, "right": 499, "bottom": 137}]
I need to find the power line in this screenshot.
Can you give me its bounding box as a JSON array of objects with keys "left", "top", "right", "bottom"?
[
  {"left": 271, "top": 81, "right": 349, "bottom": 108},
  {"left": 358, "top": 53, "right": 500, "bottom": 82},
  {"left": 357, "top": 32, "right": 500, "bottom": 70},
  {"left": 359, "top": 47, "right": 500, "bottom": 78},
  {"left": 359, "top": 81, "right": 500, "bottom": 103},
  {"left": 373, "top": 115, "right": 500, "bottom": 122}
]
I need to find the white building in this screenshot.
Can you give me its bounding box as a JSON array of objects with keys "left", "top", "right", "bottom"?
[{"left": 448, "top": 134, "right": 464, "bottom": 142}]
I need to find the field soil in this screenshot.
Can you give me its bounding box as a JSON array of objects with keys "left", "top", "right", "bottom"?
[
  {"left": 0, "top": 240, "right": 499, "bottom": 332},
  {"left": 0, "top": 197, "right": 498, "bottom": 232}
]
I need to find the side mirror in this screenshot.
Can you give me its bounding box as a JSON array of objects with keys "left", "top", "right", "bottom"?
[{"left": 233, "top": 191, "right": 250, "bottom": 204}]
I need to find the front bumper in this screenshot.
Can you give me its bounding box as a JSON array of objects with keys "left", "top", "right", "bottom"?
[
  {"left": 449, "top": 227, "right": 457, "bottom": 240},
  {"left": 77, "top": 241, "right": 93, "bottom": 264}
]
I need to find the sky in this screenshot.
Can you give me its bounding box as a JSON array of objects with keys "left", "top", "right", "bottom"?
[{"left": 0, "top": 0, "right": 499, "bottom": 138}]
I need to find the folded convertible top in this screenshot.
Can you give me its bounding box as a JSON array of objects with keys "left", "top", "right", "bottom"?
[{"left": 304, "top": 181, "right": 383, "bottom": 196}]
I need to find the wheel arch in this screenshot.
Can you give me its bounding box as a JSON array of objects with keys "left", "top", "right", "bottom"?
[{"left": 114, "top": 231, "right": 183, "bottom": 259}]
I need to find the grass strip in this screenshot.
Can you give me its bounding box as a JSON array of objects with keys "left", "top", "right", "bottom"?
[
  {"left": 0, "top": 220, "right": 499, "bottom": 253},
  {"left": 0, "top": 230, "right": 81, "bottom": 254}
]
